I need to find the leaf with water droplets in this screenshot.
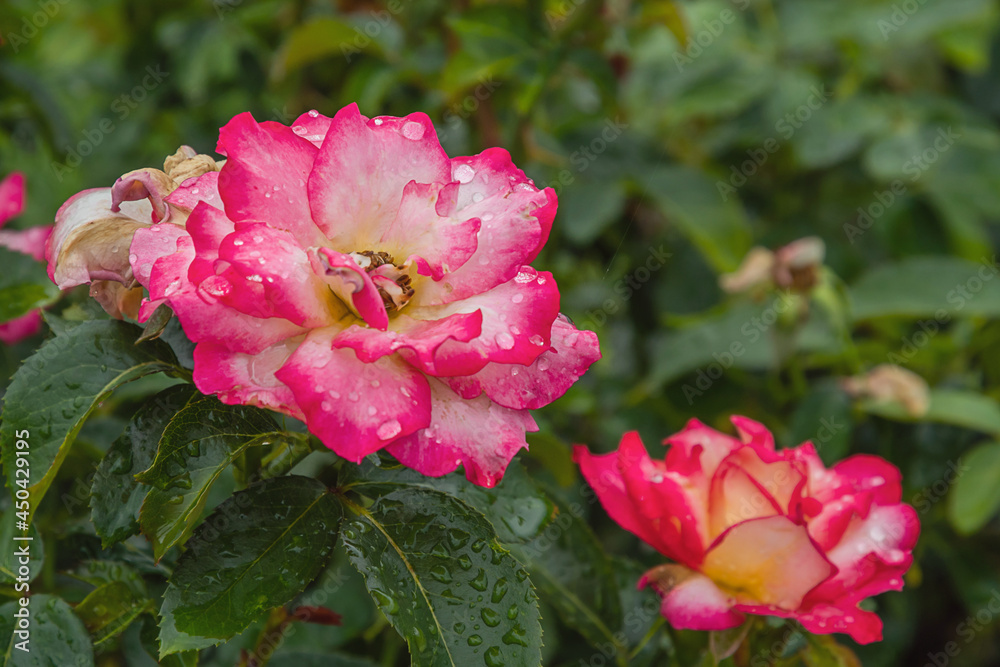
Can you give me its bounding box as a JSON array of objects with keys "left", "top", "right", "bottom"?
[
  {"left": 136, "top": 394, "right": 290, "bottom": 560},
  {"left": 158, "top": 476, "right": 342, "bottom": 656},
  {"left": 0, "top": 595, "right": 95, "bottom": 666},
  {"left": 90, "top": 385, "right": 197, "bottom": 547},
  {"left": 0, "top": 320, "right": 178, "bottom": 520},
  {"left": 345, "top": 459, "right": 622, "bottom": 658},
  {"left": 340, "top": 487, "right": 542, "bottom": 667}
]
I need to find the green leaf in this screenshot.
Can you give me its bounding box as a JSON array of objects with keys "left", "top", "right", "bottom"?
[
  {"left": 637, "top": 165, "right": 752, "bottom": 273},
  {"left": 158, "top": 476, "right": 342, "bottom": 655},
  {"left": 137, "top": 304, "right": 174, "bottom": 343},
  {"left": 0, "top": 595, "right": 95, "bottom": 666},
  {"left": 341, "top": 487, "right": 543, "bottom": 667},
  {"left": 507, "top": 504, "right": 624, "bottom": 663},
  {"left": 347, "top": 460, "right": 621, "bottom": 654},
  {"left": 0, "top": 320, "right": 178, "bottom": 518},
  {"left": 0, "top": 513, "right": 43, "bottom": 585},
  {"left": 642, "top": 301, "right": 782, "bottom": 391},
  {"left": 90, "top": 385, "right": 197, "bottom": 547},
  {"left": 72, "top": 560, "right": 148, "bottom": 599},
  {"left": 347, "top": 459, "right": 556, "bottom": 544},
  {"left": 947, "top": 441, "right": 1000, "bottom": 535},
  {"left": 849, "top": 256, "right": 1000, "bottom": 321},
  {"left": 273, "top": 18, "right": 372, "bottom": 77},
  {"left": 75, "top": 581, "right": 152, "bottom": 645},
  {"left": 861, "top": 389, "right": 1000, "bottom": 436},
  {"left": 0, "top": 246, "right": 60, "bottom": 322},
  {"left": 136, "top": 394, "right": 284, "bottom": 560}
]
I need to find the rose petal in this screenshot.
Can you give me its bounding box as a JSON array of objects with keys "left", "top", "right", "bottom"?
[
  {"left": 307, "top": 104, "right": 450, "bottom": 249},
  {"left": 275, "top": 328, "right": 432, "bottom": 462},
  {"left": 386, "top": 379, "right": 537, "bottom": 487}
]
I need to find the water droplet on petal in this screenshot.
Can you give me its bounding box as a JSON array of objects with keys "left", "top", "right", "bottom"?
[
  {"left": 472, "top": 192, "right": 485, "bottom": 203},
  {"left": 402, "top": 121, "right": 425, "bottom": 140},
  {"left": 529, "top": 334, "right": 544, "bottom": 346},
  {"left": 511, "top": 293, "right": 524, "bottom": 304},
  {"left": 454, "top": 164, "right": 475, "bottom": 184},
  {"left": 377, "top": 419, "right": 402, "bottom": 440},
  {"left": 367, "top": 405, "right": 377, "bottom": 416},
  {"left": 308, "top": 109, "right": 319, "bottom": 117},
  {"left": 495, "top": 332, "right": 515, "bottom": 350},
  {"left": 373, "top": 118, "right": 384, "bottom": 125}
]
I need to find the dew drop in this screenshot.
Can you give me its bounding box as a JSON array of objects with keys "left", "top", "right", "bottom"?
[
  {"left": 511, "top": 293, "right": 524, "bottom": 304},
  {"left": 308, "top": 109, "right": 319, "bottom": 117},
  {"left": 129, "top": 253, "right": 138, "bottom": 263},
  {"left": 484, "top": 646, "right": 504, "bottom": 667},
  {"left": 454, "top": 164, "right": 475, "bottom": 184},
  {"left": 348, "top": 392, "right": 359, "bottom": 401},
  {"left": 495, "top": 332, "right": 515, "bottom": 350},
  {"left": 402, "top": 121, "right": 425, "bottom": 140},
  {"left": 233, "top": 239, "right": 244, "bottom": 246},
  {"left": 373, "top": 118, "right": 384, "bottom": 125},
  {"left": 529, "top": 334, "right": 544, "bottom": 346},
  {"left": 367, "top": 405, "right": 377, "bottom": 416},
  {"left": 472, "top": 191, "right": 485, "bottom": 203},
  {"left": 377, "top": 419, "right": 402, "bottom": 440},
  {"left": 537, "top": 357, "right": 551, "bottom": 371}
]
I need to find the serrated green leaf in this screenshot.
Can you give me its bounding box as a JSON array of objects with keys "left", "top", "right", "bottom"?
[
  {"left": 136, "top": 394, "right": 285, "bottom": 560},
  {"left": 158, "top": 476, "right": 341, "bottom": 656},
  {"left": 90, "top": 385, "right": 197, "bottom": 547},
  {"left": 947, "top": 441, "right": 1000, "bottom": 535},
  {"left": 0, "top": 247, "right": 60, "bottom": 322},
  {"left": 0, "top": 320, "right": 178, "bottom": 519},
  {"left": 347, "top": 460, "right": 621, "bottom": 655},
  {"left": 75, "top": 581, "right": 152, "bottom": 645},
  {"left": 347, "top": 459, "right": 556, "bottom": 543},
  {"left": 0, "top": 595, "right": 95, "bottom": 666},
  {"left": 341, "top": 487, "right": 542, "bottom": 667}
]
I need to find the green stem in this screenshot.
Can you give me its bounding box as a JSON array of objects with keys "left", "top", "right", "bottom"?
[{"left": 629, "top": 615, "right": 666, "bottom": 661}]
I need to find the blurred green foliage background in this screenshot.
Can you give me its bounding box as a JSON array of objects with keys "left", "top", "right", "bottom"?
[{"left": 5, "top": 0, "right": 1000, "bottom": 665}]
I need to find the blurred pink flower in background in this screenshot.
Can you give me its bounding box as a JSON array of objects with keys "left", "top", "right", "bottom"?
[
  {"left": 0, "top": 172, "right": 53, "bottom": 344},
  {"left": 575, "top": 417, "right": 919, "bottom": 644}
]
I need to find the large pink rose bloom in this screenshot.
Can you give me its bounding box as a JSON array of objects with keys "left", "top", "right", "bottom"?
[
  {"left": 0, "top": 172, "right": 53, "bottom": 344},
  {"left": 56, "top": 104, "right": 599, "bottom": 486},
  {"left": 574, "top": 418, "right": 918, "bottom": 644}
]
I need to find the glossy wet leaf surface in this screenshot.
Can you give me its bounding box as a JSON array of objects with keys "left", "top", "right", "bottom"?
[
  {"left": 136, "top": 394, "right": 287, "bottom": 559},
  {"left": 0, "top": 320, "right": 177, "bottom": 516},
  {"left": 90, "top": 385, "right": 197, "bottom": 547},
  {"left": 158, "top": 476, "right": 341, "bottom": 655},
  {"left": 341, "top": 486, "right": 542, "bottom": 667}
]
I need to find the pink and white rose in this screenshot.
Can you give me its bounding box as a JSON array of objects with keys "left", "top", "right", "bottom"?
[
  {"left": 49, "top": 104, "right": 600, "bottom": 487},
  {"left": 574, "top": 417, "right": 918, "bottom": 644}
]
